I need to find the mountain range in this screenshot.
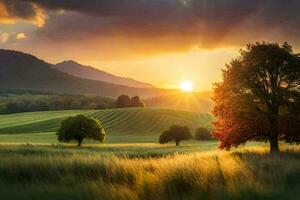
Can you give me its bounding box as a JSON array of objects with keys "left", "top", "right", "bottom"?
[
  {"left": 54, "top": 60, "right": 154, "bottom": 88},
  {"left": 0, "top": 49, "right": 213, "bottom": 112},
  {"left": 0, "top": 49, "right": 174, "bottom": 98}
]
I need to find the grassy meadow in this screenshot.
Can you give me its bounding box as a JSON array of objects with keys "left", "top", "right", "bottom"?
[
  {"left": 0, "top": 144, "right": 299, "bottom": 200},
  {"left": 0, "top": 108, "right": 213, "bottom": 144},
  {"left": 0, "top": 108, "right": 299, "bottom": 199}
]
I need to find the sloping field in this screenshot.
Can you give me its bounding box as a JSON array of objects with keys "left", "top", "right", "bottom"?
[
  {"left": 91, "top": 108, "right": 213, "bottom": 135},
  {"left": 0, "top": 108, "right": 213, "bottom": 143},
  {"left": 0, "top": 110, "right": 94, "bottom": 134}
]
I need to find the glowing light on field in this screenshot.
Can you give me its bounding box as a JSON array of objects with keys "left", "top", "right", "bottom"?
[{"left": 180, "top": 80, "right": 194, "bottom": 92}]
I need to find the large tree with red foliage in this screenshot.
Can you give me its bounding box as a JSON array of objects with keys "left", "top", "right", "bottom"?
[{"left": 213, "top": 42, "right": 300, "bottom": 152}]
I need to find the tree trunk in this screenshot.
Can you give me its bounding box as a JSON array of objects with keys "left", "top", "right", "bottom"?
[
  {"left": 77, "top": 138, "right": 83, "bottom": 147},
  {"left": 269, "top": 115, "right": 280, "bottom": 153},
  {"left": 269, "top": 136, "right": 279, "bottom": 153},
  {"left": 175, "top": 140, "right": 180, "bottom": 146}
]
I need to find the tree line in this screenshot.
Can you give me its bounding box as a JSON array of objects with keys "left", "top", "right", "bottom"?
[
  {"left": 0, "top": 94, "right": 145, "bottom": 114},
  {"left": 116, "top": 95, "right": 145, "bottom": 108}
]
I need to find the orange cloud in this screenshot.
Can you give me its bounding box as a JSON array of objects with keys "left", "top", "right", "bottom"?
[
  {"left": 27, "top": 0, "right": 300, "bottom": 54},
  {"left": 0, "top": 1, "right": 46, "bottom": 27},
  {"left": 3, "top": 0, "right": 300, "bottom": 61},
  {"left": 0, "top": 2, "right": 15, "bottom": 24}
]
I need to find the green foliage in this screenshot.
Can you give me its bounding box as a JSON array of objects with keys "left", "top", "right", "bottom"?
[
  {"left": 213, "top": 42, "right": 300, "bottom": 152},
  {"left": 57, "top": 115, "right": 105, "bottom": 146},
  {"left": 159, "top": 131, "right": 171, "bottom": 144},
  {"left": 116, "top": 95, "right": 145, "bottom": 108},
  {"left": 130, "top": 96, "right": 145, "bottom": 107},
  {"left": 116, "top": 95, "right": 131, "bottom": 108},
  {"left": 159, "top": 125, "right": 192, "bottom": 146},
  {"left": 195, "top": 127, "right": 213, "bottom": 140}
]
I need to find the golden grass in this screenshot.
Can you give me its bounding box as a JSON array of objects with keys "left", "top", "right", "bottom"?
[{"left": 0, "top": 145, "right": 299, "bottom": 199}]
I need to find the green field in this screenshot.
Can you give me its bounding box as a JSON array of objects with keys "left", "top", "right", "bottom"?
[
  {"left": 0, "top": 108, "right": 299, "bottom": 200},
  {"left": 0, "top": 108, "right": 213, "bottom": 144},
  {"left": 0, "top": 107, "right": 269, "bottom": 156}
]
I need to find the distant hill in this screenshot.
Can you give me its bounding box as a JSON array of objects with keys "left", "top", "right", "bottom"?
[
  {"left": 0, "top": 49, "right": 214, "bottom": 110},
  {"left": 144, "top": 92, "right": 214, "bottom": 113},
  {"left": 0, "top": 49, "right": 175, "bottom": 98},
  {"left": 54, "top": 60, "right": 154, "bottom": 88}
]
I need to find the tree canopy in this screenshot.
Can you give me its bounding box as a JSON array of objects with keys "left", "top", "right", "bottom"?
[
  {"left": 116, "top": 95, "right": 145, "bottom": 108},
  {"left": 57, "top": 115, "right": 106, "bottom": 146},
  {"left": 116, "top": 95, "right": 131, "bottom": 108},
  {"left": 130, "top": 96, "right": 145, "bottom": 107},
  {"left": 195, "top": 127, "right": 213, "bottom": 140},
  {"left": 213, "top": 42, "right": 300, "bottom": 152},
  {"left": 159, "top": 125, "right": 192, "bottom": 146}
]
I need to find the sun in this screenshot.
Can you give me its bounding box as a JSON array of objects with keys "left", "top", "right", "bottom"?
[{"left": 180, "top": 80, "right": 194, "bottom": 92}]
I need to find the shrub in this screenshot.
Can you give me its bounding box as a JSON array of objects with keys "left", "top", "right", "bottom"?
[
  {"left": 57, "top": 115, "right": 106, "bottom": 146},
  {"left": 159, "top": 125, "right": 192, "bottom": 146},
  {"left": 195, "top": 127, "right": 213, "bottom": 140},
  {"left": 116, "top": 95, "right": 131, "bottom": 108}
]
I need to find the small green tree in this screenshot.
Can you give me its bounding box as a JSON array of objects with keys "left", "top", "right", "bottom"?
[
  {"left": 57, "top": 115, "right": 106, "bottom": 146},
  {"left": 195, "top": 127, "right": 213, "bottom": 140},
  {"left": 159, "top": 131, "right": 171, "bottom": 144},
  {"left": 116, "top": 95, "right": 131, "bottom": 108},
  {"left": 159, "top": 125, "right": 192, "bottom": 146}
]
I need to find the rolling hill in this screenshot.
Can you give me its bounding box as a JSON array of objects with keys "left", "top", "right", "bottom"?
[
  {"left": 144, "top": 92, "right": 214, "bottom": 113},
  {"left": 0, "top": 49, "right": 175, "bottom": 98},
  {"left": 0, "top": 108, "right": 214, "bottom": 143},
  {"left": 54, "top": 60, "right": 154, "bottom": 88}
]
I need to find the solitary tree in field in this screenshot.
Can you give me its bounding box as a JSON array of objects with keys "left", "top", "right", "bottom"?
[
  {"left": 159, "top": 125, "right": 192, "bottom": 146},
  {"left": 57, "top": 115, "right": 106, "bottom": 146},
  {"left": 213, "top": 42, "right": 300, "bottom": 152},
  {"left": 195, "top": 127, "right": 213, "bottom": 140},
  {"left": 116, "top": 95, "right": 131, "bottom": 108}
]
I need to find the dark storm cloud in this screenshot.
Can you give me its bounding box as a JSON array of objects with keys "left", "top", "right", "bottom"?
[
  {"left": 2, "top": 0, "right": 300, "bottom": 50},
  {"left": 3, "top": 0, "right": 37, "bottom": 19},
  {"left": 33, "top": 0, "right": 195, "bottom": 37}
]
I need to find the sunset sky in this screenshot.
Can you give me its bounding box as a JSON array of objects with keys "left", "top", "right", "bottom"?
[{"left": 1, "top": 0, "right": 300, "bottom": 90}]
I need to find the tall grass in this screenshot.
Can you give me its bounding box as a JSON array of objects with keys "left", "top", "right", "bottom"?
[{"left": 0, "top": 145, "right": 299, "bottom": 200}]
